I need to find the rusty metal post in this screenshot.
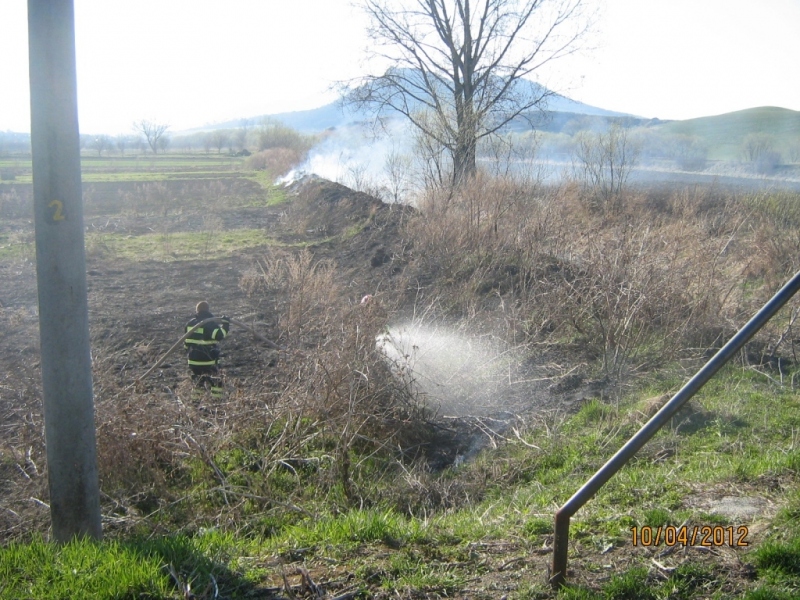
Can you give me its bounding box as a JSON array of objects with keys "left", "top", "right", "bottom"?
[
  {"left": 28, "top": 0, "right": 102, "bottom": 541},
  {"left": 551, "top": 510, "right": 571, "bottom": 585},
  {"left": 550, "top": 268, "right": 800, "bottom": 587}
]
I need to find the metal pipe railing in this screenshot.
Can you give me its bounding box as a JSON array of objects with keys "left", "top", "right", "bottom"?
[{"left": 551, "top": 269, "right": 800, "bottom": 587}]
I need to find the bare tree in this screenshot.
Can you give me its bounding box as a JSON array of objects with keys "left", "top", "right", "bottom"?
[
  {"left": 572, "top": 122, "right": 639, "bottom": 212},
  {"left": 383, "top": 148, "right": 414, "bottom": 202},
  {"left": 349, "top": 0, "right": 590, "bottom": 186},
  {"left": 88, "top": 134, "right": 113, "bottom": 157},
  {"left": 115, "top": 134, "right": 132, "bottom": 156},
  {"left": 157, "top": 134, "right": 171, "bottom": 154},
  {"left": 669, "top": 134, "right": 708, "bottom": 171},
  {"left": 256, "top": 118, "right": 314, "bottom": 153},
  {"left": 235, "top": 118, "right": 251, "bottom": 152},
  {"left": 742, "top": 133, "right": 775, "bottom": 163},
  {"left": 208, "top": 130, "right": 231, "bottom": 154},
  {"left": 742, "top": 133, "right": 781, "bottom": 173},
  {"left": 134, "top": 119, "right": 170, "bottom": 154}
]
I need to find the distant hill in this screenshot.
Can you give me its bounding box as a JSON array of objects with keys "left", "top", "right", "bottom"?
[
  {"left": 654, "top": 106, "right": 800, "bottom": 161},
  {"left": 178, "top": 95, "right": 800, "bottom": 167},
  {"left": 197, "top": 75, "right": 632, "bottom": 134},
  {"left": 254, "top": 96, "right": 629, "bottom": 134}
]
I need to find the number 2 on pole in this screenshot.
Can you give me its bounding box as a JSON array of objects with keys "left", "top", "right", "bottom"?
[{"left": 48, "top": 200, "right": 65, "bottom": 221}]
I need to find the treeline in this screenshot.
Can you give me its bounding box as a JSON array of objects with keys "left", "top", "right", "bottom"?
[
  {"left": 0, "top": 131, "right": 31, "bottom": 155},
  {"left": 515, "top": 114, "right": 800, "bottom": 174}
]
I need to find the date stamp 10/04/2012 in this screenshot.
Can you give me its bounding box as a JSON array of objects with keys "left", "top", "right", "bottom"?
[{"left": 631, "top": 525, "right": 749, "bottom": 548}]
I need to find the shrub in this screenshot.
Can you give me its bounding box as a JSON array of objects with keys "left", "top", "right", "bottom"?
[
  {"left": 245, "top": 147, "right": 307, "bottom": 178},
  {"left": 571, "top": 123, "right": 640, "bottom": 213},
  {"left": 669, "top": 134, "right": 708, "bottom": 171},
  {"left": 742, "top": 133, "right": 782, "bottom": 172},
  {"left": 255, "top": 119, "right": 315, "bottom": 154},
  {"left": 755, "top": 150, "right": 782, "bottom": 174}
]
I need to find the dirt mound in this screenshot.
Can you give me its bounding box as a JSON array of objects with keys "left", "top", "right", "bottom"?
[
  {"left": 281, "top": 176, "right": 414, "bottom": 295},
  {"left": 285, "top": 176, "right": 390, "bottom": 239}
]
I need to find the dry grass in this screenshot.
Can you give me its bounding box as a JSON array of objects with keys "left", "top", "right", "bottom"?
[
  {"left": 405, "top": 175, "right": 800, "bottom": 386},
  {"left": 239, "top": 248, "right": 431, "bottom": 507},
  {"left": 245, "top": 148, "right": 307, "bottom": 179}
]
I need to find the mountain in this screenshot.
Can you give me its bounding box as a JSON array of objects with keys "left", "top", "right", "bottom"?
[{"left": 201, "top": 75, "right": 632, "bottom": 134}]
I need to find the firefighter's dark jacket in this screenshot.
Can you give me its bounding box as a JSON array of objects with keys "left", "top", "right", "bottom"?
[{"left": 184, "top": 310, "right": 229, "bottom": 366}]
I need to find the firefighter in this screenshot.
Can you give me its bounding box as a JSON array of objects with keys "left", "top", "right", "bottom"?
[{"left": 184, "top": 301, "right": 229, "bottom": 398}]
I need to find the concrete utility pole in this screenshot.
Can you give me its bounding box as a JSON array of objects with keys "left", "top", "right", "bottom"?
[{"left": 27, "top": 0, "right": 102, "bottom": 541}]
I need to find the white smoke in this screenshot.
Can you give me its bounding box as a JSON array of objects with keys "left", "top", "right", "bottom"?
[{"left": 279, "top": 119, "right": 415, "bottom": 199}]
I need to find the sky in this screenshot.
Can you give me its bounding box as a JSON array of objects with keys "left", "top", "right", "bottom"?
[{"left": 1, "top": 0, "right": 799, "bottom": 135}]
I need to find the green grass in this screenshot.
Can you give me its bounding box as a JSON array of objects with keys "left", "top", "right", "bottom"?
[
  {"left": 80, "top": 170, "right": 248, "bottom": 183},
  {"left": 548, "top": 563, "right": 719, "bottom": 599},
  {"left": 742, "top": 589, "right": 799, "bottom": 600},
  {"left": 2, "top": 227, "right": 287, "bottom": 263},
  {"left": 4, "top": 367, "right": 800, "bottom": 598},
  {"left": 270, "top": 508, "right": 428, "bottom": 551},
  {"left": 85, "top": 228, "right": 277, "bottom": 261},
  {"left": 2, "top": 153, "right": 251, "bottom": 184},
  {"left": 265, "top": 185, "right": 290, "bottom": 206},
  {"left": 0, "top": 536, "right": 174, "bottom": 599},
  {"left": 383, "top": 551, "right": 467, "bottom": 595},
  {"left": 0, "top": 531, "right": 295, "bottom": 600},
  {"left": 754, "top": 538, "right": 800, "bottom": 578}
]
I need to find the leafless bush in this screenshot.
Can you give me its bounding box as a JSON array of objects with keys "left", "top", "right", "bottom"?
[
  {"left": 477, "top": 132, "right": 543, "bottom": 186},
  {"left": 85, "top": 232, "right": 118, "bottom": 260},
  {"left": 239, "top": 248, "right": 429, "bottom": 505},
  {"left": 571, "top": 123, "right": 640, "bottom": 212},
  {"left": 338, "top": 163, "right": 388, "bottom": 200},
  {"left": 408, "top": 111, "right": 454, "bottom": 192},
  {"left": 742, "top": 133, "right": 776, "bottom": 162},
  {"left": 0, "top": 357, "right": 53, "bottom": 540},
  {"left": 94, "top": 392, "right": 186, "bottom": 509},
  {"left": 383, "top": 149, "right": 414, "bottom": 203},
  {"left": 755, "top": 150, "right": 782, "bottom": 174},
  {"left": 241, "top": 249, "right": 340, "bottom": 342},
  {"left": 118, "top": 181, "right": 173, "bottom": 217},
  {"left": 245, "top": 148, "right": 307, "bottom": 179},
  {"left": 256, "top": 119, "right": 316, "bottom": 154},
  {"left": 202, "top": 215, "right": 223, "bottom": 254},
  {"left": 549, "top": 209, "right": 748, "bottom": 383},
  {"left": 739, "top": 133, "right": 782, "bottom": 174},
  {"left": 409, "top": 173, "right": 530, "bottom": 270},
  {"left": 669, "top": 134, "right": 709, "bottom": 171}
]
